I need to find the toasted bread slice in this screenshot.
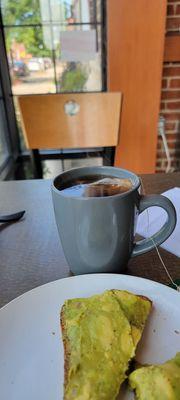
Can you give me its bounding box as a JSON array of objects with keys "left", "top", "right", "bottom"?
[
  {"left": 61, "top": 290, "right": 152, "bottom": 400},
  {"left": 129, "top": 352, "right": 180, "bottom": 400}
]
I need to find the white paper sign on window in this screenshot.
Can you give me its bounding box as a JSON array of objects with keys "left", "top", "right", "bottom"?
[{"left": 60, "top": 30, "right": 97, "bottom": 62}]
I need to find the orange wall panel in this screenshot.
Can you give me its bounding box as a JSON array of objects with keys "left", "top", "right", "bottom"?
[{"left": 107, "top": 0, "right": 167, "bottom": 173}]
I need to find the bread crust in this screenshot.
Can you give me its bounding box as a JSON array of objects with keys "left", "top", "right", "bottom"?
[{"left": 60, "top": 305, "right": 70, "bottom": 389}]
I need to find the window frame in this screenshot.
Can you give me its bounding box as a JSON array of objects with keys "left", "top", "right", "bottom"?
[{"left": 0, "top": 8, "right": 20, "bottom": 178}]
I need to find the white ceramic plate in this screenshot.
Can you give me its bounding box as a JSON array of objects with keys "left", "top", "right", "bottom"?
[{"left": 0, "top": 274, "right": 180, "bottom": 400}]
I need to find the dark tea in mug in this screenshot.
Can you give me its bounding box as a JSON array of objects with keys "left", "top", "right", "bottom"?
[{"left": 58, "top": 174, "right": 133, "bottom": 197}]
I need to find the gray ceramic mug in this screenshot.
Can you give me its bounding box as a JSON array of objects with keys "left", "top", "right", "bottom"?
[{"left": 52, "top": 166, "right": 176, "bottom": 275}]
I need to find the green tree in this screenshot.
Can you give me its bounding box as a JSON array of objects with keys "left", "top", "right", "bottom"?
[
  {"left": 59, "top": 63, "right": 88, "bottom": 92},
  {"left": 2, "top": 0, "right": 41, "bottom": 25},
  {"left": 2, "top": 0, "right": 51, "bottom": 57}
]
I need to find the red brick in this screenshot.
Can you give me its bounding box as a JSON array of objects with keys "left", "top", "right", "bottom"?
[
  {"left": 156, "top": 160, "right": 166, "bottom": 169},
  {"left": 166, "top": 100, "right": 180, "bottom": 109},
  {"left": 170, "top": 150, "right": 180, "bottom": 157},
  {"left": 170, "top": 147, "right": 178, "bottom": 153},
  {"left": 163, "top": 66, "right": 180, "bottom": 77},
  {"left": 156, "top": 166, "right": 165, "bottom": 172},
  {"left": 166, "top": 17, "right": 180, "bottom": 30},
  {"left": 176, "top": 4, "right": 180, "bottom": 14},
  {"left": 157, "top": 150, "right": 167, "bottom": 158},
  {"left": 166, "top": 141, "right": 178, "bottom": 148},
  {"left": 167, "top": 4, "right": 175, "bottom": 15},
  {"left": 170, "top": 78, "right": 180, "bottom": 88},
  {"left": 161, "top": 90, "right": 180, "bottom": 100},
  {"left": 166, "top": 134, "right": 180, "bottom": 141},
  {"left": 156, "top": 157, "right": 163, "bottom": 164},
  {"left": 161, "top": 159, "right": 169, "bottom": 164},
  {"left": 157, "top": 147, "right": 180, "bottom": 157},
  {"left": 171, "top": 160, "right": 180, "bottom": 169},
  {"left": 160, "top": 101, "right": 166, "bottom": 110},
  {"left": 161, "top": 111, "right": 180, "bottom": 119},
  {"left": 165, "top": 122, "right": 177, "bottom": 130},
  {"left": 159, "top": 19, "right": 180, "bottom": 171},
  {"left": 156, "top": 161, "right": 163, "bottom": 168},
  {"left": 162, "top": 79, "right": 168, "bottom": 88}
]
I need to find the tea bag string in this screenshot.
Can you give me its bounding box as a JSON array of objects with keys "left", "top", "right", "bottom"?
[{"left": 140, "top": 178, "right": 180, "bottom": 292}]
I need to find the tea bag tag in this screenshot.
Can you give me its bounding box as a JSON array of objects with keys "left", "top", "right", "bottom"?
[{"left": 84, "top": 178, "right": 132, "bottom": 197}]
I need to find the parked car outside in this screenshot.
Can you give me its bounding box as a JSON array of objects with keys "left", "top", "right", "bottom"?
[
  {"left": 28, "top": 58, "right": 45, "bottom": 72},
  {"left": 12, "top": 61, "right": 29, "bottom": 77}
]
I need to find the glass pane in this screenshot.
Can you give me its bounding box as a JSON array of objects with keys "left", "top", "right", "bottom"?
[
  {"left": 4, "top": 26, "right": 56, "bottom": 95},
  {"left": 96, "top": 0, "right": 101, "bottom": 22},
  {"left": 1, "top": 0, "right": 42, "bottom": 25},
  {"left": 49, "top": 0, "right": 101, "bottom": 24},
  {"left": 1, "top": 0, "right": 101, "bottom": 25},
  {"left": 54, "top": 25, "right": 102, "bottom": 92},
  {"left": 0, "top": 100, "right": 9, "bottom": 168}
]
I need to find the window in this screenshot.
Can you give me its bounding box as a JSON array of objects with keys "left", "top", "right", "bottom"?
[
  {"left": 1, "top": 0, "right": 105, "bottom": 157},
  {"left": 0, "top": 1, "right": 106, "bottom": 178},
  {"left": 1, "top": 0, "right": 104, "bottom": 96}
]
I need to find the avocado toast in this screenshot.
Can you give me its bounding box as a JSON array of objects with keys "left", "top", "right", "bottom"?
[
  {"left": 129, "top": 352, "right": 180, "bottom": 400},
  {"left": 60, "top": 289, "right": 152, "bottom": 400}
]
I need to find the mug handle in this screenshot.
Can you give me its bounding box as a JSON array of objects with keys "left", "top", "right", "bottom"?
[{"left": 132, "top": 194, "right": 176, "bottom": 257}]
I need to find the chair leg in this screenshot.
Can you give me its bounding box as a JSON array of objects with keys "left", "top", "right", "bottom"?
[
  {"left": 61, "top": 158, "right": 65, "bottom": 172},
  {"left": 30, "top": 149, "right": 43, "bottom": 179},
  {"left": 103, "top": 147, "right": 115, "bottom": 166}
]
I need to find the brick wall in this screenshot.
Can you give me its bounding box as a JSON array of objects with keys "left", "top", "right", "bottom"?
[{"left": 156, "top": 0, "right": 180, "bottom": 172}]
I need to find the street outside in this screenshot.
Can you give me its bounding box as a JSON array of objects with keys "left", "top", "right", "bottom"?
[
  {"left": 12, "top": 58, "right": 102, "bottom": 95},
  {"left": 12, "top": 63, "right": 64, "bottom": 95}
]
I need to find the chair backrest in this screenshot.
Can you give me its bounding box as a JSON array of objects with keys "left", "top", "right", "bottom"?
[{"left": 18, "top": 92, "right": 122, "bottom": 150}]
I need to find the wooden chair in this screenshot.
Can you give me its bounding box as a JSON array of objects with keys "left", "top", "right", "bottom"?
[{"left": 18, "top": 92, "right": 122, "bottom": 178}]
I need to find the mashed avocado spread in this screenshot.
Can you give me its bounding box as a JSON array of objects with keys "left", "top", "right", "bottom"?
[
  {"left": 62, "top": 290, "right": 151, "bottom": 400},
  {"left": 129, "top": 352, "right": 180, "bottom": 400}
]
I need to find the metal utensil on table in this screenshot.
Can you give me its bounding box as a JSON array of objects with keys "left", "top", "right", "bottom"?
[{"left": 0, "top": 211, "right": 25, "bottom": 223}]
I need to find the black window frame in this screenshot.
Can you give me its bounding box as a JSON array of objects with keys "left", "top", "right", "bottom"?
[{"left": 0, "top": 8, "right": 20, "bottom": 179}]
